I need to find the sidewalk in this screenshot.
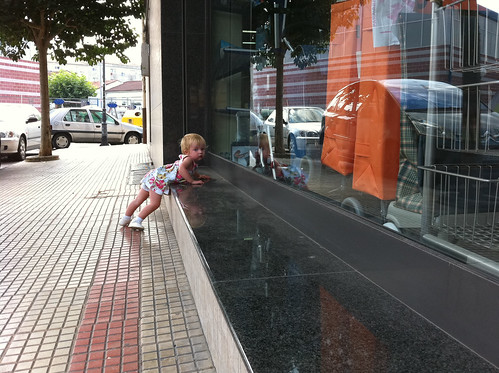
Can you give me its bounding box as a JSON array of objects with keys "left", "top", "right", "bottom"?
[{"left": 0, "top": 144, "right": 215, "bottom": 373}]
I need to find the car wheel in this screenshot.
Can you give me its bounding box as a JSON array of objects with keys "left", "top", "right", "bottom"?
[
  {"left": 341, "top": 197, "right": 364, "bottom": 216},
  {"left": 383, "top": 221, "right": 401, "bottom": 233},
  {"left": 52, "top": 133, "right": 71, "bottom": 149},
  {"left": 299, "top": 155, "right": 314, "bottom": 180},
  {"left": 15, "top": 136, "right": 27, "bottom": 161},
  {"left": 125, "top": 132, "right": 141, "bottom": 144}
]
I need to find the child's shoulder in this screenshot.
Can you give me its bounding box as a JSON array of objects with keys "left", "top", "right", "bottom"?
[{"left": 180, "top": 155, "right": 194, "bottom": 164}]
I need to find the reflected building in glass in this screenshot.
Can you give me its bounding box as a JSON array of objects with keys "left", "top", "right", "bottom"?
[{"left": 144, "top": 0, "right": 499, "bottom": 371}]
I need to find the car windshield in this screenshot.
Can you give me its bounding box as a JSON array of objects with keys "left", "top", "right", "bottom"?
[
  {"left": 383, "top": 80, "right": 463, "bottom": 111},
  {"left": 287, "top": 108, "right": 323, "bottom": 123},
  {"left": 0, "top": 111, "right": 30, "bottom": 123}
]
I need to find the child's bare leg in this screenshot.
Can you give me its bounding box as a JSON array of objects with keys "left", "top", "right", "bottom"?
[
  {"left": 125, "top": 188, "right": 150, "bottom": 217},
  {"left": 137, "top": 190, "right": 162, "bottom": 219}
]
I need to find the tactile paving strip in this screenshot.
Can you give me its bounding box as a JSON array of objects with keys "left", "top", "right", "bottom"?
[{"left": 0, "top": 145, "right": 215, "bottom": 372}]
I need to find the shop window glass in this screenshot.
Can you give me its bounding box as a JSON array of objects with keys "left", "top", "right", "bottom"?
[{"left": 209, "top": 0, "right": 499, "bottom": 278}]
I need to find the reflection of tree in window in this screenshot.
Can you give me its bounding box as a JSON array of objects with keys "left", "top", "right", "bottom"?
[
  {"left": 91, "top": 110, "right": 117, "bottom": 125},
  {"left": 357, "top": 93, "right": 367, "bottom": 111},
  {"left": 328, "top": 95, "right": 341, "bottom": 112},
  {"left": 65, "top": 110, "right": 89, "bottom": 122},
  {"left": 337, "top": 96, "right": 349, "bottom": 113},
  {"left": 337, "top": 85, "right": 360, "bottom": 115},
  {"left": 77, "top": 110, "right": 89, "bottom": 122},
  {"left": 90, "top": 111, "right": 101, "bottom": 123}
]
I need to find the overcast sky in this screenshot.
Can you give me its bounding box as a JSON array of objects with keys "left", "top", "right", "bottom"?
[
  {"left": 39, "top": 17, "right": 142, "bottom": 66},
  {"left": 105, "top": 18, "right": 142, "bottom": 66},
  {"left": 478, "top": 0, "right": 499, "bottom": 13}
]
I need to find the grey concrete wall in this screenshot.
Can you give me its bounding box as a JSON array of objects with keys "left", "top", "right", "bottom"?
[{"left": 147, "top": 0, "right": 164, "bottom": 167}]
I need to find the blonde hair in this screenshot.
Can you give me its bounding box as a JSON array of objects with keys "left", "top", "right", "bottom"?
[{"left": 180, "top": 133, "right": 206, "bottom": 154}]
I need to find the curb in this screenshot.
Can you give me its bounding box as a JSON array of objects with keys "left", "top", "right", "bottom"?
[{"left": 25, "top": 155, "right": 60, "bottom": 162}]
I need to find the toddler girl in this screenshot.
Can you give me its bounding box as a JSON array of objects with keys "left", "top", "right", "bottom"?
[{"left": 120, "top": 133, "right": 210, "bottom": 230}]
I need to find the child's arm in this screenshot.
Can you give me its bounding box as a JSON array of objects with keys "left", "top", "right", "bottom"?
[
  {"left": 193, "top": 171, "right": 211, "bottom": 181},
  {"left": 178, "top": 158, "right": 204, "bottom": 185}
]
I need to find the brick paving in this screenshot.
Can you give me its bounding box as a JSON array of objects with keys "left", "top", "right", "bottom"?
[{"left": 0, "top": 144, "right": 215, "bottom": 373}]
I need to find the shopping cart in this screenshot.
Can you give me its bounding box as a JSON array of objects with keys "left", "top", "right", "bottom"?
[{"left": 420, "top": 164, "right": 499, "bottom": 249}]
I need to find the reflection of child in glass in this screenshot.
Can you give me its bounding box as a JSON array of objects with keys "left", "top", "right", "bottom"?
[
  {"left": 119, "top": 133, "right": 210, "bottom": 230},
  {"left": 177, "top": 185, "right": 207, "bottom": 228},
  {"left": 254, "top": 133, "right": 308, "bottom": 189},
  {"left": 254, "top": 133, "right": 283, "bottom": 178}
]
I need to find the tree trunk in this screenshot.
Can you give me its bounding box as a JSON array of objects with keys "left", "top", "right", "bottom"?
[
  {"left": 274, "top": 46, "right": 286, "bottom": 156},
  {"left": 37, "top": 44, "right": 52, "bottom": 157}
]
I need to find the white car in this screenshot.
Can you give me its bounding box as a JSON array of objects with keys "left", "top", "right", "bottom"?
[
  {"left": 263, "top": 106, "right": 324, "bottom": 156},
  {"left": 50, "top": 106, "right": 143, "bottom": 148},
  {"left": 0, "top": 103, "right": 41, "bottom": 161}
]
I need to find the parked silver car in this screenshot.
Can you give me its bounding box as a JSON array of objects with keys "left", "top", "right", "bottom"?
[
  {"left": 0, "top": 103, "right": 41, "bottom": 160},
  {"left": 263, "top": 106, "right": 323, "bottom": 156},
  {"left": 50, "top": 106, "right": 143, "bottom": 149}
]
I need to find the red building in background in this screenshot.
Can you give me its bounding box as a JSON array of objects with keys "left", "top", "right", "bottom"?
[{"left": 0, "top": 56, "right": 40, "bottom": 108}]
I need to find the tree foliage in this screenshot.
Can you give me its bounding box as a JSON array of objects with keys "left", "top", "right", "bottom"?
[
  {"left": 251, "top": 0, "right": 366, "bottom": 154},
  {"left": 49, "top": 70, "right": 97, "bottom": 99},
  {"left": 0, "top": 0, "right": 143, "bottom": 65},
  {"left": 252, "top": 0, "right": 367, "bottom": 70},
  {"left": 252, "top": 0, "right": 333, "bottom": 71},
  {"left": 0, "top": 0, "right": 144, "bottom": 156}
]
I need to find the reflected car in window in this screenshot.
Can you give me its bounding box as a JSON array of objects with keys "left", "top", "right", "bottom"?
[
  {"left": 0, "top": 103, "right": 41, "bottom": 161},
  {"left": 383, "top": 79, "right": 499, "bottom": 150},
  {"left": 263, "top": 106, "right": 324, "bottom": 157},
  {"left": 50, "top": 106, "right": 143, "bottom": 149}
]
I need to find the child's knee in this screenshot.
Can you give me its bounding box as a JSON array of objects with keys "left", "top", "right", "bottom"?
[{"left": 149, "top": 193, "right": 162, "bottom": 208}]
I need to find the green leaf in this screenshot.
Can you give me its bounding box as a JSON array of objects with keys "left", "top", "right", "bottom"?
[{"left": 49, "top": 70, "right": 97, "bottom": 99}]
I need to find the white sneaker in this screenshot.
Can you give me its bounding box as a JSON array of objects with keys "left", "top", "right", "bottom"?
[
  {"left": 119, "top": 216, "right": 132, "bottom": 226},
  {"left": 129, "top": 218, "right": 144, "bottom": 231}
]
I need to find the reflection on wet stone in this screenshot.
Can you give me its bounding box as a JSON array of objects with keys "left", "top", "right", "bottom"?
[{"left": 175, "top": 177, "right": 497, "bottom": 373}]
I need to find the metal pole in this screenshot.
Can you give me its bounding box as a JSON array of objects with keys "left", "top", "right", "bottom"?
[
  {"left": 101, "top": 58, "right": 109, "bottom": 146},
  {"left": 274, "top": 3, "right": 279, "bottom": 50}
]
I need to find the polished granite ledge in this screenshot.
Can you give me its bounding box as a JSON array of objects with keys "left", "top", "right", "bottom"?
[{"left": 169, "top": 168, "right": 498, "bottom": 373}]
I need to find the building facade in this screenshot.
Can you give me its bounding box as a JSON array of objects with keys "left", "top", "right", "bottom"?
[
  {"left": 143, "top": 0, "right": 499, "bottom": 371},
  {"left": 47, "top": 60, "right": 142, "bottom": 84},
  {"left": 0, "top": 57, "right": 40, "bottom": 107}
]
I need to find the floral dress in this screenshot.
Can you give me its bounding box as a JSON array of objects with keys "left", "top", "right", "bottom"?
[{"left": 141, "top": 154, "right": 198, "bottom": 195}]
